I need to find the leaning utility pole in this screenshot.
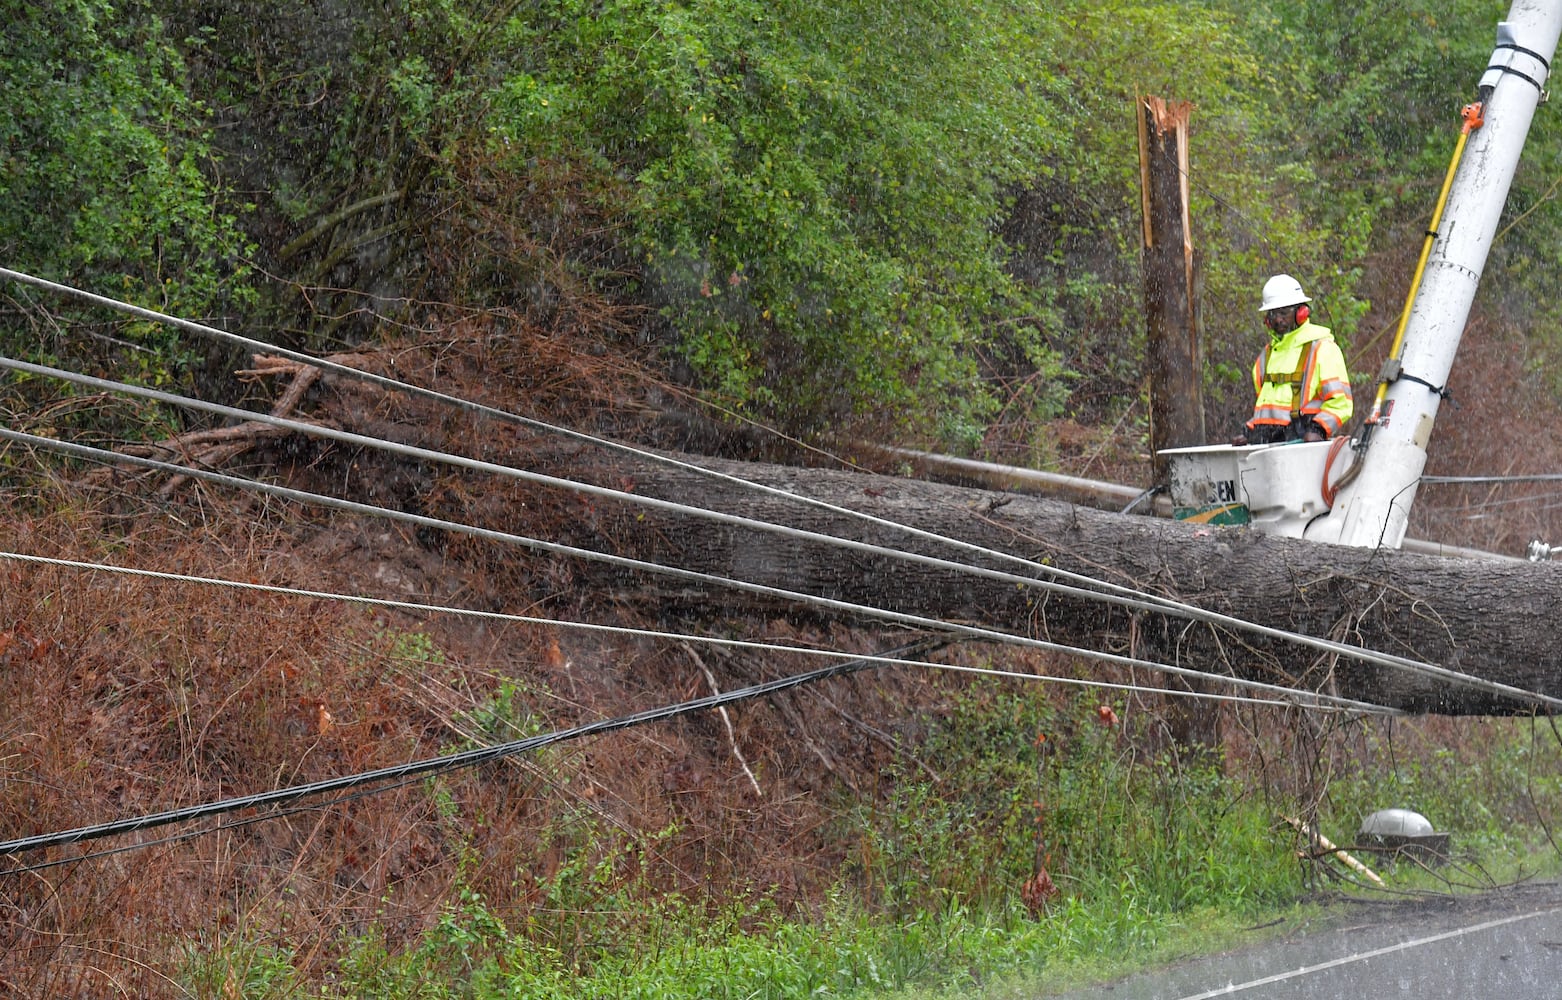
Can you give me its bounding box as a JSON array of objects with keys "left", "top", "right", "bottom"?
[
  {"left": 1318, "top": 3, "right": 1562, "bottom": 549},
  {"left": 1138, "top": 96, "right": 1205, "bottom": 483}
]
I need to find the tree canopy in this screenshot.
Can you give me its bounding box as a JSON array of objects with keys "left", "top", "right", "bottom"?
[{"left": 3, "top": 0, "right": 1557, "bottom": 446}]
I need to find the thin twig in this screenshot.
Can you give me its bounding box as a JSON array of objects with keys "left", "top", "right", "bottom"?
[
  {"left": 680, "top": 643, "right": 762, "bottom": 798},
  {"left": 1529, "top": 712, "right": 1562, "bottom": 861}
]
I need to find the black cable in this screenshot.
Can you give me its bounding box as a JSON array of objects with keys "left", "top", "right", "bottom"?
[
  {"left": 2, "top": 777, "right": 418, "bottom": 874},
  {"left": 0, "top": 638, "right": 947, "bottom": 864}
]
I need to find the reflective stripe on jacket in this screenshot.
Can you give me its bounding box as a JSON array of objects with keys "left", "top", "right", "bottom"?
[{"left": 1247, "top": 322, "right": 1353, "bottom": 437}]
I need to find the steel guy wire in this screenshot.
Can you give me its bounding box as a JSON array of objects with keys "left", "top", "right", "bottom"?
[
  {"left": 0, "top": 549, "right": 1369, "bottom": 714},
  {"left": 1422, "top": 490, "right": 1562, "bottom": 512},
  {"left": 0, "top": 355, "right": 1516, "bottom": 706},
  {"left": 1, "top": 272, "right": 1551, "bottom": 710},
  {"left": 0, "top": 427, "right": 1398, "bottom": 714},
  {"left": 0, "top": 266, "right": 1405, "bottom": 667},
  {"left": 1421, "top": 473, "right": 1562, "bottom": 484}
]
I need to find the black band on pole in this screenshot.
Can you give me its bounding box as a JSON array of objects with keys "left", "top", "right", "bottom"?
[
  {"left": 1398, "top": 371, "right": 1455, "bottom": 405},
  {"left": 1496, "top": 42, "right": 1552, "bottom": 72},
  {"left": 1486, "top": 62, "right": 1547, "bottom": 94}
]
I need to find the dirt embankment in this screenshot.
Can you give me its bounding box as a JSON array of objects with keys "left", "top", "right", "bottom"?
[
  {"left": 3, "top": 304, "right": 1559, "bottom": 995},
  {"left": 0, "top": 330, "right": 1000, "bottom": 995}
]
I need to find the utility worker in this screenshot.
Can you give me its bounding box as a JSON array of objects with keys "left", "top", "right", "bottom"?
[{"left": 1232, "top": 274, "right": 1352, "bottom": 445}]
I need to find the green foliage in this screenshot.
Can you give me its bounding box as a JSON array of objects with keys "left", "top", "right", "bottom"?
[
  {"left": 180, "top": 934, "right": 297, "bottom": 999},
  {"left": 1320, "top": 716, "right": 1562, "bottom": 862},
  {"left": 856, "top": 683, "right": 1295, "bottom": 918},
  {"left": 1247, "top": 1, "right": 1496, "bottom": 190},
  {"left": 8, "top": 0, "right": 1562, "bottom": 447},
  {"left": 461, "top": 678, "right": 545, "bottom": 744},
  {"left": 383, "top": 629, "right": 447, "bottom": 670},
  {"left": 484, "top": 0, "right": 1072, "bottom": 430},
  {"left": 0, "top": 0, "right": 254, "bottom": 385},
  {"left": 17, "top": 4, "right": 1562, "bottom": 994},
  {"left": 1219, "top": 2, "right": 1492, "bottom": 335}
]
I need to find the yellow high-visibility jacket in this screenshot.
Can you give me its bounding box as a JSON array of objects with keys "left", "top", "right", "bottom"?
[{"left": 1247, "top": 321, "right": 1353, "bottom": 438}]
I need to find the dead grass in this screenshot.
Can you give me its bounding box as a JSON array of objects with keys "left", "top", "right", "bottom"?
[
  {"left": 2, "top": 285, "right": 1559, "bottom": 996},
  {"left": 0, "top": 478, "right": 957, "bottom": 995}
]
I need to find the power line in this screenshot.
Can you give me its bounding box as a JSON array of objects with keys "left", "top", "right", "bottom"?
[
  {"left": 3, "top": 269, "right": 1554, "bottom": 711},
  {"left": 0, "top": 427, "right": 1397, "bottom": 714},
  {"left": 0, "top": 267, "right": 1422, "bottom": 680},
  {"left": 1422, "top": 474, "right": 1562, "bottom": 484},
  {"left": 0, "top": 549, "right": 1372, "bottom": 713},
  {"left": 0, "top": 360, "right": 1313, "bottom": 650},
  {"left": 7, "top": 264, "right": 1081, "bottom": 584},
  {"left": 0, "top": 640, "right": 941, "bottom": 861},
  {"left": 1428, "top": 492, "right": 1562, "bottom": 515},
  {"left": 0, "top": 622, "right": 1397, "bottom": 871},
  {"left": 0, "top": 268, "right": 1486, "bottom": 718},
  {"left": 0, "top": 355, "right": 1267, "bottom": 630},
  {"left": 3, "top": 633, "right": 1351, "bottom": 870},
  {"left": 0, "top": 355, "right": 1525, "bottom": 710},
  {"left": 2, "top": 769, "right": 430, "bottom": 875}
]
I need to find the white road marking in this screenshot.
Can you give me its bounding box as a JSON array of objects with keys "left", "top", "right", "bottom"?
[{"left": 1173, "top": 905, "right": 1562, "bottom": 999}]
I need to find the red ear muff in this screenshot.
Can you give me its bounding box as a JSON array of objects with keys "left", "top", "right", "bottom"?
[{"left": 1295, "top": 304, "right": 1310, "bottom": 325}]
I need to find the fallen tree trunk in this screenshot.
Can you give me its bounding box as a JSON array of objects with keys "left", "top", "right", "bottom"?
[
  {"left": 523, "top": 449, "right": 1560, "bottom": 716},
  {"left": 224, "top": 354, "right": 1553, "bottom": 718}
]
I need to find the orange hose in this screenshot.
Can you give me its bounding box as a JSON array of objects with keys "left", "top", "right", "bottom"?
[{"left": 1321, "top": 436, "right": 1351, "bottom": 508}]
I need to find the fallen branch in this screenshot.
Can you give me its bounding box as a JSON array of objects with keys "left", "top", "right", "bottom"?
[
  {"left": 1283, "top": 815, "right": 1384, "bottom": 887},
  {"left": 681, "top": 642, "right": 763, "bottom": 798},
  {"left": 156, "top": 357, "right": 324, "bottom": 496},
  {"left": 77, "top": 354, "right": 325, "bottom": 495}
]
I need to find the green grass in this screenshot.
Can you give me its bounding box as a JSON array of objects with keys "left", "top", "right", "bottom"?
[
  {"left": 314, "top": 890, "right": 1316, "bottom": 1000},
  {"left": 177, "top": 687, "right": 1562, "bottom": 999}
]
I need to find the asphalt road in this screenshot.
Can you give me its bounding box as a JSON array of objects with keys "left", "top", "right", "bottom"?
[{"left": 1051, "top": 882, "right": 1562, "bottom": 999}]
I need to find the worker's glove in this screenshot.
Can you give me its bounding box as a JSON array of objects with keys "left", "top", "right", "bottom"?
[
  {"left": 1293, "top": 417, "right": 1325, "bottom": 443},
  {"left": 1230, "top": 432, "right": 1249, "bottom": 446}
]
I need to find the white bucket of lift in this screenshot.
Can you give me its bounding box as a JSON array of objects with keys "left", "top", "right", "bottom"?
[
  {"left": 1160, "top": 444, "right": 1252, "bottom": 526},
  {"left": 1161, "top": 440, "right": 1355, "bottom": 538},
  {"left": 1240, "top": 440, "right": 1339, "bottom": 537}
]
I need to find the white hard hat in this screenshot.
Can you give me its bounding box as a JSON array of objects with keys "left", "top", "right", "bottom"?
[{"left": 1259, "top": 273, "right": 1311, "bottom": 311}]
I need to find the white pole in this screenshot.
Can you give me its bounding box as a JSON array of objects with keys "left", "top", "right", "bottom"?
[{"left": 1316, "top": 2, "right": 1562, "bottom": 549}]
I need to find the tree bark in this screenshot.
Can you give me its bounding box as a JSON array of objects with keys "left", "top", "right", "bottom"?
[
  {"left": 1139, "top": 96, "right": 1205, "bottom": 480},
  {"left": 531, "top": 450, "right": 1559, "bottom": 716}
]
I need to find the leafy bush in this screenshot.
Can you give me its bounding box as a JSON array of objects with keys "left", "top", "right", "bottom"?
[
  {"left": 0, "top": 0, "right": 253, "bottom": 381},
  {"left": 482, "top": 0, "right": 1074, "bottom": 432},
  {"left": 856, "top": 684, "right": 1296, "bottom": 917}
]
